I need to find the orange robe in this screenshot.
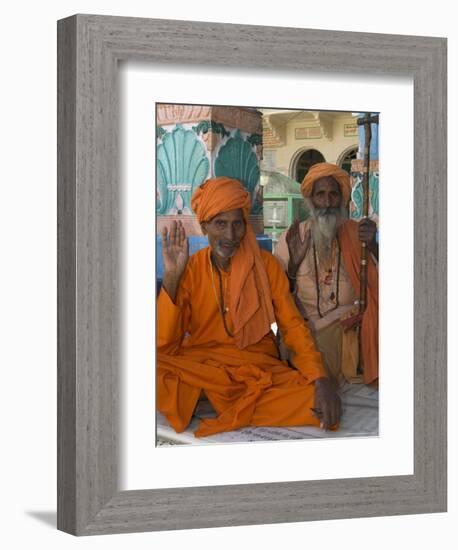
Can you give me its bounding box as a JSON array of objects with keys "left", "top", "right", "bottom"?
[
  {"left": 157, "top": 247, "right": 328, "bottom": 437},
  {"left": 338, "top": 220, "right": 378, "bottom": 384},
  {"left": 275, "top": 219, "right": 378, "bottom": 384}
]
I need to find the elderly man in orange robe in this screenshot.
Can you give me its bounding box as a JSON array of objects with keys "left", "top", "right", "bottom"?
[
  {"left": 157, "top": 176, "right": 341, "bottom": 437},
  {"left": 275, "top": 163, "right": 378, "bottom": 386}
]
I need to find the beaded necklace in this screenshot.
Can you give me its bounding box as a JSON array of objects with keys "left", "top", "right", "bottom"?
[
  {"left": 312, "top": 236, "right": 341, "bottom": 318},
  {"left": 209, "top": 254, "right": 233, "bottom": 337}
]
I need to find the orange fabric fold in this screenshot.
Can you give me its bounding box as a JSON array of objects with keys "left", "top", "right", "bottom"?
[
  {"left": 157, "top": 346, "right": 320, "bottom": 437},
  {"left": 191, "top": 177, "right": 275, "bottom": 349},
  {"left": 157, "top": 248, "right": 327, "bottom": 436},
  {"left": 301, "top": 162, "right": 352, "bottom": 205},
  {"left": 158, "top": 351, "right": 275, "bottom": 437},
  {"left": 338, "top": 222, "right": 379, "bottom": 384}
]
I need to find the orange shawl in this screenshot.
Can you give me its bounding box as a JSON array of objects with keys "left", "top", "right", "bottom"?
[
  {"left": 338, "top": 221, "right": 379, "bottom": 384},
  {"left": 191, "top": 177, "right": 275, "bottom": 349},
  {"left": 301, "top": 162, "right": 352, "bottom": 205}
]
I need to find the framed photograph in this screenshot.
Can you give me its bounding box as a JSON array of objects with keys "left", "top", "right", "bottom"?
[
  {"left": 57, "top": 14, "right": 447, "bottom": 535},
  {"left": 124, "top": 66, "right": 405, "bottom": 492},
  {"left": 153, "top": 101, "right": 380, "bottom": 448}
]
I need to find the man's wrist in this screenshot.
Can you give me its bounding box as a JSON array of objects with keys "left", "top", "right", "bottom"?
[
  {"left": 314, "top": 376, "right": 329, "bottom": 385},
  {"left": 287, "top": 262, "right": 298, "bottom": 279},
  {"left": 162, "top": 271, "right": 182, "bottom": 303}
]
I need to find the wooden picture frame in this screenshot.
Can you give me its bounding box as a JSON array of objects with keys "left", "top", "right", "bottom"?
[{"left": 57, "top": 14, "right": 447, "bottom": 535}]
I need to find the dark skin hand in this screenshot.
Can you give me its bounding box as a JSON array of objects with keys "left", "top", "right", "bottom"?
[
  {"left": 161, "top": 220, "right": 189, "bottom": 303},
  {"left": 358, "top": 217, "right": 378, "bottom": 260},
  {"left": 285, "top": 220, "right": 311, "bottom": 278},
  {"left": 313, "top": 377, "right": 342, "bottom": 430}
]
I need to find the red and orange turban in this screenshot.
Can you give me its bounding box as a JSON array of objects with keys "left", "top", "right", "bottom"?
[
  {"left": 301, "top": 162, "right": 352, "bottom": 205},
  {"left": 191, "top": 177, "right": 275, "bottom": 349}
]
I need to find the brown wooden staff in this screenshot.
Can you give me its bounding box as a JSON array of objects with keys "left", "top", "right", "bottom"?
[
  {"left": 340, "top": 113, "right": 379, "bottom": 379},
  {"left": 357, "top": 113, "right": 379, "bottom": 314}
]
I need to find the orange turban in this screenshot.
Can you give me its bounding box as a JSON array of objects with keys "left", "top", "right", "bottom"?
[
  {"left": 301, "top": 162, "right": 351, "bottom": 205},
  {"left": 191, "top": 177, "right": 251, "bottom": 223},
  {"left": 191, "top": 177, "right": 275, "bottom": 349}
]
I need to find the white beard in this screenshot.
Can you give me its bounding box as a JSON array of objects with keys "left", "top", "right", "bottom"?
[
  {"left": 316, "top": 212, "right": 338, "bottom": 240},
  {"left": 305, "top": 199, "right": 347, "bottom": 262}
]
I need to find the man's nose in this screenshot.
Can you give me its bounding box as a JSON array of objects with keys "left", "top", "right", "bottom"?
[
  {"left": 224, "top": 225, "right": 235, "bottom": 240},
  {"left": 323, "top": 193, "right": 331, "bottom": 207}
]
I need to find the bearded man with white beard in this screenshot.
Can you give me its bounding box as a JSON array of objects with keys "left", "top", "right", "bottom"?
[{"left": 275, "top": 163, "right": 379, "bottom": 387}]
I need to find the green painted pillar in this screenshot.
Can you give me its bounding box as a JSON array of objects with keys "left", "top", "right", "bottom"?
[{"left": 349, "top": 159, "right": 379, "bottom": 226}]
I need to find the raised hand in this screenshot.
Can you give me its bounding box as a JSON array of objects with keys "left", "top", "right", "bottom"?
[
  {"left": 161, "top": 221, "right": 189, "bottom": 302},
  {"left": 285, "top": 220, "right": 311, "bottom": 277}
]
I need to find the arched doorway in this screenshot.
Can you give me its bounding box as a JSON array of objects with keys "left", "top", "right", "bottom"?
[
  {"left": 338, "top": 146, "right": 358, "bottom": 174},
  {"left": 294, "top": 149, "right": 325, "bottom": 183}
]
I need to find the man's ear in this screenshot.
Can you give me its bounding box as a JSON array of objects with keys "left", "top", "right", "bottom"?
[{"left": 200, "top": 222, "right": 207, "bottom": 235}]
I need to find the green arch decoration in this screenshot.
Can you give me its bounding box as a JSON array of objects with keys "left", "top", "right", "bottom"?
[
  {"left": 350, "top": 173, "right": 364, "bottom": 220},
  {"left": 350, "top": 172, "right": 379, "bottom": 219},
  {"left": 156, "top": 124, "right": 209, "bottom": 214},
  {"left": 156, "top": 126, "right": 167, "bottom": 140},
  {"left": 247, "top": 133, "right": 262, "bottom": 146},
  {"left": 214, "top": 130, "right": 260, "bottom": 212},
  {"left": 193, "top": 120, "right": 230, "bottom": 138},
  {"left": 370, "top": 172, "right": 379, "bottom": 217}
]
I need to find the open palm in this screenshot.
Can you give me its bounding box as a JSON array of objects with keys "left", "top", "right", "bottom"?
[
  {"left": 161, "top": 220, "right": 189, "bottom": 278},
  {"left": 286, "top": 220, "right": 311, "bottom": 272}
]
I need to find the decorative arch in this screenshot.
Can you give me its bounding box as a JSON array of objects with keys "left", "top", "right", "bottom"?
[
  {"left": 156, "top": 124, "right": 209, "bottom": 214},
  {"left": 214, "top": 130, "right": 260, "bottom": 211},
  {"left": 289, "top": 147, "right": 326, "bottom": 183},
  {"left": 336, "top": 144, "right": 358, "bottom": 173}
]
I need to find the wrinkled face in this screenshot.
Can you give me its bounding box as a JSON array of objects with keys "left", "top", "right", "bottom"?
[
  {"left": 201, "top": 208, "right": 246, "bottom": 266},
  {"left": 310, "top": 176, "right": 342, "bottom": 210}
]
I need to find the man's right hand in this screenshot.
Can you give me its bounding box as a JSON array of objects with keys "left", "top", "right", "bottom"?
[
  {"left": 161, "top": 221, "right": 189, "bottom": 302},
  {"left": 313, "top": 377, "right": 342, "bottom": 430},
  {"left": 285, "top": 220, "right": 311, "bottom": 277}
]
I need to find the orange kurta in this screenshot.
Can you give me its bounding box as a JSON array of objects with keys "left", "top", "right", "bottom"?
[{"left": 157, "top": 247, "right": 328, "bottom": 437}]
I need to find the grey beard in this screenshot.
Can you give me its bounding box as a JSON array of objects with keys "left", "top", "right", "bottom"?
[{"left": 305, "top": 199, "right": 347, "bottom": 262}]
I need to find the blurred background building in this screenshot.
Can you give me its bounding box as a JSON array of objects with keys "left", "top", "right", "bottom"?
[{"left": 260, "top": 109, "right": 379, "bottom": 249}]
